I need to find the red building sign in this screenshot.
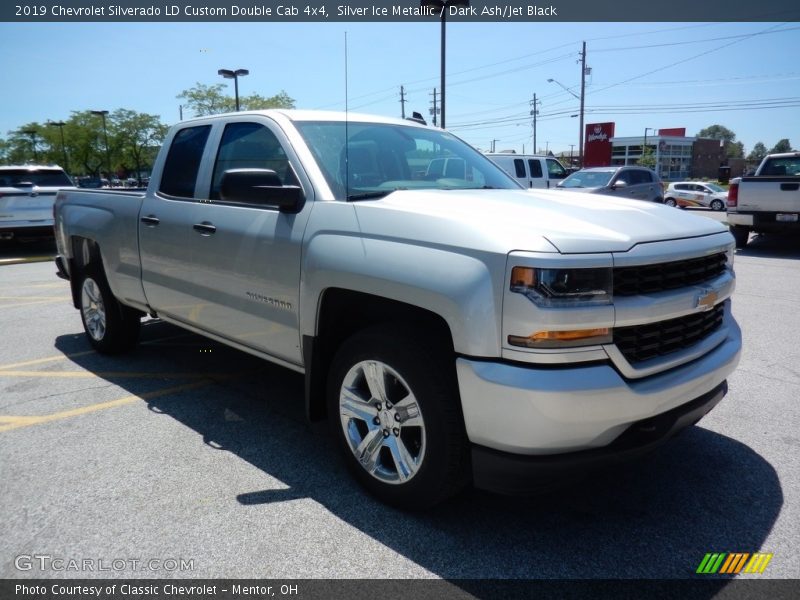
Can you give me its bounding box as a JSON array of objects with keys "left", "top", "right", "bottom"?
[{"left": 584, "top": 122, "right": 615, "bottom": 167}]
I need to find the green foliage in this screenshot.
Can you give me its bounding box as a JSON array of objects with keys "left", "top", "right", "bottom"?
[
  {"left": 747, "top": 142, "right": 768, "bottom": 162},
  {"left": 769, "top": 138, "right": 793, "bottom": 153},
  {"left": 726, "top": 141, "right": 744, "bottom": 159},
  {"left": 696, "top": 124, "right": 737, "bottom": 143},
  {"left": 177, "top": 83, "right": 295, "bottom": 117},
  {"left": 638, "top": 145, "right": 656, "bottom": 169}
]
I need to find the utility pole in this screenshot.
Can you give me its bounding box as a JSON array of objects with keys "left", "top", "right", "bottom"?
[
  {"left": 530, "top": 93, "right": 540, "bottom": 156},
  {"left": 569, "top": 144, "right": 575, "bottom": 166},
  {"left": 490, "top": 139, "right": 499, "bottom": 153},
  {"left": 429, "top": 88, "right": 439, "bottom": 127},
  {"left": 399, "top": 85, "right": 407, "bottom": 119},
  {"left": 578, "top": 41, "right": 587, "bottom": 167}
]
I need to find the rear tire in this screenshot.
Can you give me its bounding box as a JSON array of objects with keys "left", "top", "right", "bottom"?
[
  {"left": 664, "top": 197, "right": 677, "bottom": 207},
  {"left": 79, "top": 265, "right": 140, "bottom": 354},
  {"left": 730, "top": 225, "right": 750, "bottom": 249},
  {"left": 327, "top": 324, "right": 469, "bottom": 509}
]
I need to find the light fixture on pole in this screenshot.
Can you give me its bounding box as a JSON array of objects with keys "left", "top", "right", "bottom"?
[
  {"left": 218, "top": 68, "right": 249, "bottom": 111},
  {"left": 47, "top": 120, "right": 69, "bottom": 172},
  {"left": 420, "top": 0, "right": 469, "bottom": 129},
  {"left": 90, "top": 110, "right": 110, "bottom": 177}
]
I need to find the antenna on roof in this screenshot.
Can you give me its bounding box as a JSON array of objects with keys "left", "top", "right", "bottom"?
[{"left": 344, "top": 31, "right": 350, "bottom": 201}]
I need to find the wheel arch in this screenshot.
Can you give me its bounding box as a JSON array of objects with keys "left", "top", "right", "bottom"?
[{"left": 303, "top": 288, "right": 456, "bottom": 422}]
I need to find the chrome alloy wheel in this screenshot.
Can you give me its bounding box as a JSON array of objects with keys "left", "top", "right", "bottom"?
[
  {"left": 81, "top": 277, "right": 107, "bottom": 341},
  {"left": 338, "top": 360, "right": 426, "bottom": 484}
]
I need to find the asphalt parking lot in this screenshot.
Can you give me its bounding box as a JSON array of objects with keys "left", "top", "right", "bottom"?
[{"left": 0, "top": 229, "right": 798, "bottom": 584}]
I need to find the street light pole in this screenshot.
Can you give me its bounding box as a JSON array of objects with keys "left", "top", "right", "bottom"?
[
  {"left": 91, "top": 110, "right": 110, "bottom": 177},
  {"left": 421, "top": 0, "right": 469, "bottom": 129},
  {"left": 218, "top": 68, "right": 249, "bottom": 111},
  {"left": 48, "top": 121, "right": 69, "bottom": 172}
]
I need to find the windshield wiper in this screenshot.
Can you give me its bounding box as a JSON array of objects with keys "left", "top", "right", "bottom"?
[{"left": 347, "top": 190, "right": 392, "bottom": 201}]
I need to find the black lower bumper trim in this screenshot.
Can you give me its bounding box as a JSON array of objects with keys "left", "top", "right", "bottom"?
[{"left": 472, "top": 381, "right": 727, "bottom": 495}]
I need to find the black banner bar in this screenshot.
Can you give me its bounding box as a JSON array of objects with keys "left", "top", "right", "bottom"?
[{"left": 3, "top": 1, "right": 800, "bottom": 22}]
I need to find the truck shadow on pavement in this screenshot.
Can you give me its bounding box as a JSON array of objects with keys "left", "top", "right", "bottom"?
[
  {"left": 55, "top": 320, "right": 782, "bottom": 589},
  {"left": 737, "top": 233, "right": 800, "bottom": 260}
]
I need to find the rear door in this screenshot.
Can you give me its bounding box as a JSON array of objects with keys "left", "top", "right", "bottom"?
[
  {"left": 527, "top": 159, "right": 545, "bottom": 188},
  {"left": 139, "top": 124, "right": 212, "bottom": 322}
]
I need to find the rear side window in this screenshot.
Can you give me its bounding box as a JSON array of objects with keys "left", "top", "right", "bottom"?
[
  {"left": 0, "top": 169, "right": 72, "bottom": 187},
  {"left": 527, "top": 160, "right": 543, "bottom": 178},
  {"left": 159, "top": 125, "right": 211, "bottom": 198},
  {"left": 513, "top": 159, "right": 526, "bottom": 178}
]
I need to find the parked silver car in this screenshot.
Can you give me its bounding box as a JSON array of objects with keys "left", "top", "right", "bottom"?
[
  {"left": 664, "top": 181, "right": 727, "bottom": 211},
  {"left": 556, "top": 166, "right": 664, "bottom": 203}
]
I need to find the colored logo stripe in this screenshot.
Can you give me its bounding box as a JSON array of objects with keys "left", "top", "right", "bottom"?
[{"left": 697, "top": 552, "right": 773, "bottom": 574}]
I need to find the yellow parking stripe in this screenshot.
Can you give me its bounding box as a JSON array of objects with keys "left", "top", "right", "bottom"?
[
  {"left": 0, "top": 298, "right": 68, "bottom": 309},
  {"left": 0, "top": 350, "right": 97, "bottom": 371},
  {"left": 1, "top": 370, "right": 239, "bottom": 379},
  {"left": 0, "top": 380, "right": 213, "bottom": 433}
]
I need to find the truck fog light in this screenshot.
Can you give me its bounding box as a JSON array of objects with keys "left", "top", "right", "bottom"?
[{"left": 508, "top": 328, "right": 612, "bottom": 349}]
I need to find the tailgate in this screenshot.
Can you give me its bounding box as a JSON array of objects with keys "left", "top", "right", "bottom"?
[
  {"left": 738, "top": 177, "right": 800, "bottom": 212},
  {"left": 0, "top": 190, "right": 57, "bottom": 224}
]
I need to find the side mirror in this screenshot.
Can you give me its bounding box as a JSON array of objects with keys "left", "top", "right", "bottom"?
[
  {"left": 611, "top": 180, "right": 627, "bottom": 189},
  {"left": 220, "top": 168, "right": 304, "bottom": 213}
]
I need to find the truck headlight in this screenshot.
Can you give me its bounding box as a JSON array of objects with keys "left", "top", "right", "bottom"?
[{"left": 510, "top": 266, "right": 612, "bottom": 307}]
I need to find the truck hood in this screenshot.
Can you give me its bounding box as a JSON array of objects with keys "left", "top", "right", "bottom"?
[{"left": 353, "top": 188, "right": 727, "bottom": 254}]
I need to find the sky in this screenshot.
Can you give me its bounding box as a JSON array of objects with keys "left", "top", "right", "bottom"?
[{"left": 0, "top": 20, "right": 798, "bottom": 157}]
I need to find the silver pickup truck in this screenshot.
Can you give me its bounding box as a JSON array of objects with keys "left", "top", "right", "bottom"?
[
  {"left": 727, "top": 152, "right": 800, "bottom": 247},
  {"left": 54, "top": 110, "right": 741, "bottom": 509}
]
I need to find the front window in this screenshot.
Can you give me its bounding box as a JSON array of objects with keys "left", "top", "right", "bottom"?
[
  {"left": 705, "top": 183, "right": 725, "bottom": 193},
  {"left": 293, "top": 121, "right": 520, "bottom": 200},
  {"left": 558, "top": 170, "right": 615, "bottom": 189}
]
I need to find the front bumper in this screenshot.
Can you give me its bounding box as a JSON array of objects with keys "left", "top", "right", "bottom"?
[
  {"left": 471, "top": 381, "right": 727, "bottom": 494},
  {"left": 457, "top": 308, "right": 741, "bottom": 491}
]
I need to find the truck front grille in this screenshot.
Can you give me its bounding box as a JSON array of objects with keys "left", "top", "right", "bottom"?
[
  {"left": 614, "top": 253, "right": 727, "bottom": 296},
  {"left": 614, "top": 304, "right": 724, "bottom": 364}
]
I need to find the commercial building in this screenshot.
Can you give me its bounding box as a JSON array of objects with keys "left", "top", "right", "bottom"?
[{"left": 582, "top": 124, "right": 746, "bottom": 181}]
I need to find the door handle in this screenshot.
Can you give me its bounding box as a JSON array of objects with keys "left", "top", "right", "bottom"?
[
  {"left": 193, "top": 221, "right": 217, "bottom": 235},
  {"left": 140, "top": 215, "right": 160, "bottom": 226}
]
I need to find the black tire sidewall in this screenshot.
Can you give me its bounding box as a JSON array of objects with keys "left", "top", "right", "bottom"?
[
  {"left": 78, "top": 266, "right": 140, "bottom": 354},
  {"left": 327, "top": 326, "right": 468, "bottom": 509}
]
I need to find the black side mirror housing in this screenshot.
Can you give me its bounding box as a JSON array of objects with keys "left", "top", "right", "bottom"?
[{"left": 220, "top": 168, "right": 304, "bottom": 213}]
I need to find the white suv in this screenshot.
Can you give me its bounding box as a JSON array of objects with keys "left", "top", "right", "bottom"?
[{"left": 0, "top": 165, "right": 74, "bottom": 241}]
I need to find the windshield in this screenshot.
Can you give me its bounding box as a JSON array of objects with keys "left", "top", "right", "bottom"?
[
  {"left": 558, "top": 170, "right": 615, "bottom": 189},
  {"left": 293, "top": 121, "right": 521, "bottom": 200},
  {"left": 0, "top": 168, "right": 72, "bottom": 187}
]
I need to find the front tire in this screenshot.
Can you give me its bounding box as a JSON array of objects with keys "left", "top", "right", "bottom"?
[
  {"left": 327, "top": 325, "right": 469, "bottom": 509},
  {"left": 710, "top": 199, "right": 725, "bottom": 211},
  {"left": 79, "top": 266, "right": 140, "bottom": 354},
  {"left": 730, "top": 225, "right": 750, "bottom": 249}
]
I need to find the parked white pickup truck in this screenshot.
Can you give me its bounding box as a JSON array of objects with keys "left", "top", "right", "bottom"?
[
  {"left": 727, "top": 152, "right": 800, "bottom": 247},
  {"left": 54, "top": 110, "right": 741, "bottom": 508}
]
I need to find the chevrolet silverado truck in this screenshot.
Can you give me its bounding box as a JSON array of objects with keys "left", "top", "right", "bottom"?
[
  {"left": 54, "top": 110, "right": 741, "bottom": 509},
  {"left": 727, "top": 152, "right": 800, "bottom": 248}
]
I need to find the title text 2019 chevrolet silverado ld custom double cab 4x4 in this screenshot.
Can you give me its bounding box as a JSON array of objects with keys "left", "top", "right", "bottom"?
[{"left": 54, "top": 110, "right": 741, "bottom": 509}]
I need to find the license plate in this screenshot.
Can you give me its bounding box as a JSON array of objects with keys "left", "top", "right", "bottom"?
[{"left": 776, "top": 213, "right": 798, "bottom": 222}]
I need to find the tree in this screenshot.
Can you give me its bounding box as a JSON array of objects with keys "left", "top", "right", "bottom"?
[
  {"left": 696, "top": 125, "right": 737, "bottom": 143},
  {"left": 177, "top": 83, "right": 295, "bottom": 117},
  {"left": 747, "top": 142, "right": 768, "bottom": 163},
  {"left": 638, "top": 145, "right": 656, "bottom": 169},
  {"left": 110, "top": 109, "right": 169, "bottom": 178},
  {"left": 726, "top": 141, "right": 745, "bottom": 159},
  {"left": 769, "top": 139, "right": 793, "bottom": 153}
]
